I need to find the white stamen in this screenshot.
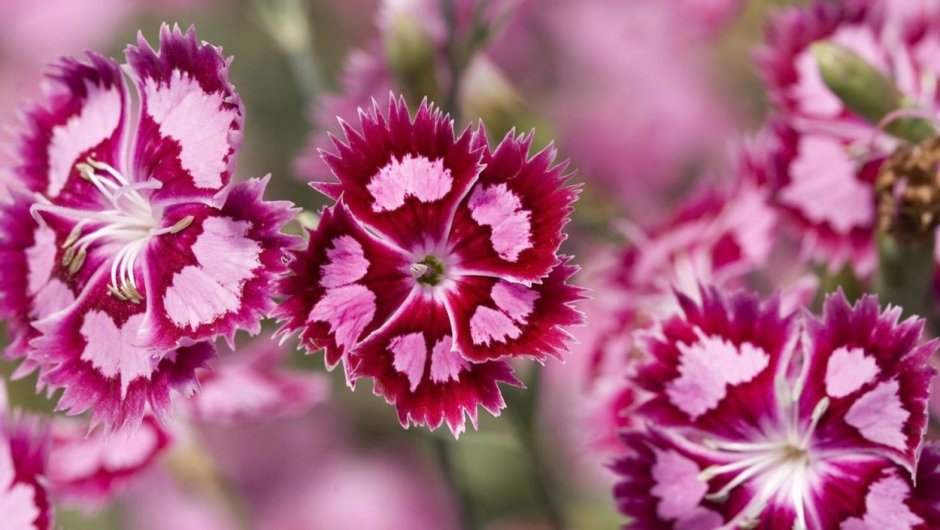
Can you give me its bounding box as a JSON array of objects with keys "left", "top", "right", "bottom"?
[
  {"left": 410, "top": 263, "right": 429, "bottom": 278},
  {"left": 29, "top": 158, "right": 190, "bottom": 303}
]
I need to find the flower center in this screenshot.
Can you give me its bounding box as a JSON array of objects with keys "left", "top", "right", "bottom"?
[
  {"left": 410, "top": 255, "right": 446, "bottom": 286},
  {"left": 697, "top": 397, "right": 830, "bottom": 529},
  {"left": 29, "top": 158, "right": 193, "bottom": 304}
]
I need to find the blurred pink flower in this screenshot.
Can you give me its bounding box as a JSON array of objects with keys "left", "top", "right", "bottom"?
[
  {"left": 186, "top": 338, "right": 329, "bottom": 425},
  {"left": 0, "top": 382, "right": 52, "bottom": 530},
  {"left": 756, "top": 0, "right": 940, "bottom": 276},
  {"left": 47, "top": 417, "right": 170, "bottom": 509},
  {"left": 257, "top": 449, "right": 458, "bottom": 530},
  {"left": 123, "top": 471, "right": 238, "bottom": 530},
  {"left": 0, "top": 0, "right": 217, "bottom": 139},
  {"left": 493, "top": 0, "right": 739, "bottom": 222}
]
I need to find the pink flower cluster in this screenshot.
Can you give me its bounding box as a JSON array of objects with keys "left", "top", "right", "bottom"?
[{"left": 0, "top": 15, "right": 586, "bottom": 522}]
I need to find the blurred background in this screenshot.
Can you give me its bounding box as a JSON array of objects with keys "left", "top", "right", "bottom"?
[{"left": 0, "top": 0, "right": 807, "bottom": 528}]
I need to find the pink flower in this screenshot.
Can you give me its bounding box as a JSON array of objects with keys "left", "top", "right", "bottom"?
[
  {"left": 0, "top": 382, "right": 52, "bottom": 530},
  {"left": 123, "top": 470, "right": 239, "bottom": 530},
  {"left": 612, "top": 288, "right": 936, "bottom": 528},
  {"left": 185, "top": 338, "right": 329, "bottom": 425},
  {"left": 755, "top": 0, "right": 940, "bottom": 275},
  {"left": 47, "top": 416, "right": 169, "bottom": 508},
  {"left": 257, "top": 449, "right": 460, "bottom": 530},
  {"left": 0, "top": 24, "right": 297, "bottom": 432},
  {"left": 492, "top": 0, "right": 738, "bottom": 222},
  {"left": 277, "top": 96, "right": 582, "bottom": 435}
]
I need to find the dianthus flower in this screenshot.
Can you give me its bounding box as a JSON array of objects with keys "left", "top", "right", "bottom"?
[
  {"left": 756, "top": 0, "right": 940, "bottom": 275},
  {"left": 0, "top": 382, "right": 52, "bottom": 530},
  {"left": 277, "top": 96, "right": 581, "bottom": 435},
  {"left": 0, "top": 24, "right": 296, "bottom": 431},
  {"left": 612, "top": 288, "right": 937, "bottom": 528}
]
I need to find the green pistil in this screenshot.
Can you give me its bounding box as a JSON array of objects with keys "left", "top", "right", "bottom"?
[{"left": 412, "top": 255, "right": 445, "bottom": 286}]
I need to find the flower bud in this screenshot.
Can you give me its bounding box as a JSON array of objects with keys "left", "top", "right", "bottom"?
[{"left": 813, "top": 41, "right": 935, "bottom": 142}]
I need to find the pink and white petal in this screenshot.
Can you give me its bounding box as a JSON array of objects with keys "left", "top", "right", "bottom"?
[
  {"left": 0, "top": 192, "right": 46, "bottom": 364},
  {"left": 187, "top": 338, "right": 329, "bottom": 424},
  {"left": 1, "top": 414, "right": 52, "bottom": 530},
  {"left": 32, "top": 267, "right": 215, "bottom": 432},
  {"left": 445, "top": 261, "right": 583, "bottom": 363},
  {"left": 755, "top": 1, "right": 871, "bottom": 117},
  {"left": 275, "top": 202, "right": 412, "bottom": 369},
  {"left": 611, "top": 430, "right": 730, "bottom": 529},
  {"left": 799, "top": 292, "right": 935, "bottom": 473},
  {"left": 317, "top": 95, "right": 483, "bottom": 251},
  {"left": 811, "top": 456, "right": 925, "bottom": 530},
  {"left": 911, "top": 442, "right": 940, "bottom": 525},
  {"left": 352, "top": 293, "right": 521, "bottom": 437},
  {"left": 125, "top": 24, "right": 244, "bottom": 206},
  {"left": 141, "top": 177, "right": 297, "bottom": 350},
  {"left": 47, "top": 416, "right": 170, "bottom": 508},
  {"left": 123, "top": 470, "right": 239, "bottom": 530},
  {"left": 10, "top": 52, "right": 127, "bottom": 197},
  {"left": 633, "top": 287, "right": 797, "bottom": 442},
  {"left": 448, "top": 129, "right": 578, "bottom": 282}
]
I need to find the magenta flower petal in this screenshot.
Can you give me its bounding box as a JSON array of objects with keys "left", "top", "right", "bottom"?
[
  {"left": 797, "top": 292, "right": 935, "bottom": 473},
  {"left": 354, "top": 293, "right": 521, "bottom": 436},
  {"left": 317, "top": 95, "right": 483, "bottom": 252},
  {"left": 912, "top": 442, "right": 940, "bottom": 525},
  {"left": 1, "top": 384, "right": 52, "bottom": 530},
  {"left": 140, "top": 176, "right": 299, "bottom": 350},
  {"left": 10, "top": 52, "right": 127, "bottom": 196},
  {"left": 187, "top": 338, "right": 329, "bottom": 424},
  {"left": 0, "top": 191, "right": 76, "bottom": 373},
  {"left": 275, "top": 202, "right": 414, "bottom": 370},
  {"left": 47, "top": 416, "right": 169, "bottom": 508},
  {"left": 760, "top": 120, "right": 878, "bottom": 275},
  {"left": 446, "top": 260, "right": 583, "bottom": 363},
  {"left": 124, "top": 24, "right": 244, "bottom": 206},
  {"left": 448, "top": 129, "right": 577, "bottom": 282},
  {"left": 633, "top": 287, "right": 795, "bottom": 442},
  {"left": 32, "top": 290, "right": 216, "bottom": 430}
]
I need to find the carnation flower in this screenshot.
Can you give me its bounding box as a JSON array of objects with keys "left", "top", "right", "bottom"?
[
  {"left": 755, "top": 0, "right": 940, "bottom": 275},
  {"left": 0, "top": 382, "right": 52, "bottom": 530},
  {"left": 612, "top": 288, "right": 936, "bottom": 528},
  {"left": 47, "top": 416, "right": 169, "bottom": 508},
  {"left": 0, "top": 24, "right": 296, "bottom": 431},
  {"left": 278, "top": 96, "right": 581, "bottom": 435}
]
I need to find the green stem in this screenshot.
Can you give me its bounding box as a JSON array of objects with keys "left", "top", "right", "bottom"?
[
  {"left": 440, "top": 0, "right": 463, "bottom": 122},
  {"left": 431, "top": 435, "right": 476, "bottom": 530},
  {"left": 875, "top": 232, "right": 936, "bottom": 320},
  {"left": 509, "top": 365, "right": 568, "bottom": 530}
]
